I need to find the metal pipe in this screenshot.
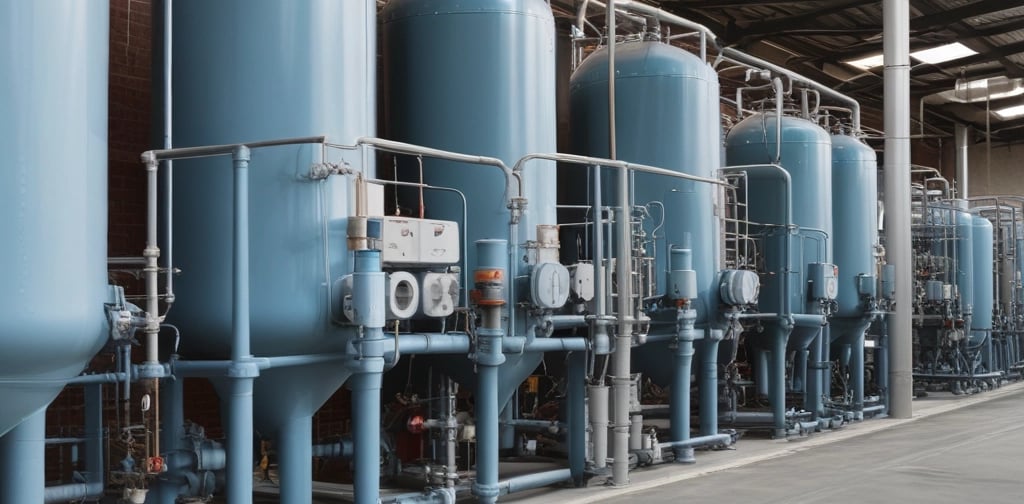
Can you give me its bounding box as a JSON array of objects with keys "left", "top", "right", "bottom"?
[
  {"left": 883, "top": 0, "right": 913, "bottom": 419},
  {"left": 699, "top": 330, "right": 723, "bottom": 436},
  {"left": 805, "top": 327, "right": 824, "bottom": 418},
  {"left": 588, "top": 384, "right": 609, "bottom": 470},
  {"left": 655, "top": 432, "right": 732, "bottom": 452},
  {"left": 772, "top": 77, "right": 783, "bottom": 164},
  {"left": 351, "top": 250, "right": 388, "bottom": 504},
  {"left": 278, "top": 415, "right": 313, "bottom": 504},
  {"left": 498, "top": 468, "right": 572, "bottom": 495},
  {"left": 226, "top": 146, "right": 256, "bottom": 504},
  {"left": 597, "top": 1, "right": 718, "bottom": 55},
  {"left": 514, "top": 153, "right": 729, "bottom": 187},
  {"left": 721, "top": 47, "right": 861, "bottom": 133},
  {"left": 955, "top": 124, "right": 970, "bottom": 198},
  {"left": 142, "top": 135, "right": 326, "bottom": 161},
  {"left": 472, "top": 240, "right": 508, "bottom": 504},
  {"left": 611, "top": 207, "right": 633, "bottom": 487},
  {"left": 608, "top": 2, "right": 617, "bottom": 163},
  {"left": 43, "top": 482, "right": 104, "bottom": 504},
  {"left": 398, "top": 333, "right": 472, "bottom": 355},
  {"left": 670, "top": 308, "right": 698, "bottom": 464},
  {"left": 567, "top": 352, "right": 587, "bottom": 486},
  {"left": 0, "top": 409, "right": 45, "bottom": 503},
  {"left": 163, "top": 0, "right": 175, "bottom": 307}
]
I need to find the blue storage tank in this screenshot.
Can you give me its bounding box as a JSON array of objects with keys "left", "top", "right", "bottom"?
[
  {"left": 169, "top": 0, "right": 375, "bottom": 438},
  {"left": 830, "top": 134, "right": 877, "bottom": 319},
  {"left": 382, "top": 0, "right": 557, "bottom": 408},
  {"left": 568, "top": 40, "right": 721, "bottom": 384},
  {"left": 726, "top": 114, "right": 832, "bottom": 348},
  {"left": 0, "top": 0, "right": 109, "bottom": 437},
  {"left": 971, "top": 215, "right": 993, "bottom": 348}
]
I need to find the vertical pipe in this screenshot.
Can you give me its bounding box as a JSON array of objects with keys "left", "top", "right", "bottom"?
[
  {"left": 278, "top": 416, "right": 313, "bottom": 504},
  {"left": 593, "top": 166, "right": 606, "bottom": 316},
  {"left": 629, "top": 415, "right": 643, "bottom": 451},
  {"left": 0, "top": 409, "right": 46, "bottom": 503},
  {"left": 671, "top": 311, "right": 697, "bottom": 464},
  {"left": 351, "top": 249, "right": 387, "bottom": 504},
  {"left": 84, "top": 384, "right": 103, "bottom": 488},
  {"left": 851, "top": 329, "right": 866, "bottom": 419},
  {"left": 587, "top": 385, "right": 609, "bottom": 470},
  {"left": 699, "top": 331, "right": 722, "bottom": 436},
  {"left": 163, "top": 0, "right": 174, "bottom": 305},
  {"left": 567, "top": 352, "right": 586, "bottom": 486},
  {"left": 351, "top": 374, "right": 383, "bottom": 504},
  {"left": 500, "top": 403, "right": 515, "bottom": 451},
  {"left": 153, "top": 375, "right": 185, "bottom": 503},
  {"left": 472, "top": 240, "right": 508, "bottom": 504},
  {"left": 770, "top": 326, "right": 789, "bottom": 436},
  {"left": 955, "top": 124, "right": 969, "bottom": 198},
  {"left": 883, "top": 0, "right": 913, "bottom": 419},
  {"left": 226, "top": 146, "right": 255, "bottom": 504},
  {"left": 804, "top": 328, "right": 823, "bottom": 419}
]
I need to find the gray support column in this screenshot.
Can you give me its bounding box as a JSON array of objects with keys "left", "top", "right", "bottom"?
[{"left": 883, "top": 0, "right": 913, "bottom": 419}]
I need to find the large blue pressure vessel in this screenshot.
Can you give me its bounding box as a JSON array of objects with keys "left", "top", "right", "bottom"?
[
  {"left": 726, "top": 114, "right": 832, "bottom": 349},
  {"left": 569, "top": 40, "right": 720, "bottom": 384},
  {"left": 169, "top": 0, "right": 376, "bottom": 436},
  {"left": 830, "top": 134, "right": 877, "bottom": 319},
  {"left": 570, "top": 41, "right": 721, "bottom": 320},
  {"left": 383, "top": 0, "right": 558, "bottom": 408},
  {"left": 971, "top": 216, "right": 993, "bottom": 347},
  {"left": 0, "top": 0, "right": 109, "bottom": 437}
]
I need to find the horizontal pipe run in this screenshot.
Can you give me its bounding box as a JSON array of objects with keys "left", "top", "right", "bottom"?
[
  {"left": 141, "top": 136, "right": 326, "bottom": 162},
  {"left": 44, "top": 437, "right": 88, "bottom": 445},
  {"left": 720, "top": 47, "right": 861, "bottom": 133},
  {"left": 912, "top": 372, "right": 1003, "bottom": 380},
  {"left": 398, "top": 333, "right": 472, "bottom": 355},
  {"left": 514, "top": 153, "right": 729, "bottom": 187},
  {"left": 548, "top": 315, "right": 588, "bottom": 330},
  {"left": 655, "top": 433, "right": 732, "bottom": 452},
  {"left": 44, "top": 482, "right": 104, "bottom": 504},
  {"left": 513, "top": 337, "right": 589, "bottom": 353},
  {"left": 353, "top": 137, "right": 520, "bottom": 200},
  {"left": 498, "top": 469, "right": 572, "bottom": 496},
  {"left": 502, "top": 419, "right": 566, "bottom": 433}
]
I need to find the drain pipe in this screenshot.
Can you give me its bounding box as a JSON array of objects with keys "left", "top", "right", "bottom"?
[
  {"left": 883, "top": 0, "right": 913, "bottom": 419},
  {"left": 567, "top": 351, "right": 587, "bottom": 486},
  {"left": 0, "top": 409, "right": 45, "bottom": 503},
  {"left": 350, "top": 249, "right": 388, "bottom": 504},
  {"left": 225, "top": 146, "right": 259, "bottom": 504},
  {"left": 606, "top": 0, "right": 636, "bottom": 488},
  {"left": 699, "top": 328, "right": 725, "bottom": 436},
  {"left": 471, "top": 240, "right": 508, "bottom": 504},
  {"left": 162, "top": 0, "right": 175, "bottom": 308},
  {"left": 667, "top": 246, "right": 698, "bottom": 463}
]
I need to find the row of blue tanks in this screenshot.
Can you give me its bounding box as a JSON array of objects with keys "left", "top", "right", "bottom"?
[{"left": 1, "top": 1, "right": 1021, "bottom": 503}]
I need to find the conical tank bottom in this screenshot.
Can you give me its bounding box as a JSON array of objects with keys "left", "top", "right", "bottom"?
[{"left": 421, "top": 353, "right": 543, "bottom": 415}]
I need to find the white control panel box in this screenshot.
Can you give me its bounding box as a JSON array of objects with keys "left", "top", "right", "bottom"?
[{"left": 376, "top": 217, "right": 460, "bottom": 266}]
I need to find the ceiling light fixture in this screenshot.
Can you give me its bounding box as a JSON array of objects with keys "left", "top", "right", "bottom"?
[
  {"left": 994, "top": 104, "right": 1024, "bottom": 119},
  {"left": 911, "top": 42, "right": 977, "bottom": 65},
  {"left": 844, "top": 53, "right": 884, "bottom": 70}
]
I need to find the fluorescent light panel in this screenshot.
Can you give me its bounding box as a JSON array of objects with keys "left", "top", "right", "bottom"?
[
  {"left": 995, "top": 104, "right": 1024, "bottom": 119},
  {"left": 844, "top": 53, "right": 884, "bottom": 70},
  {"left": 911, "top": 42, "right": 977, "bottom": 65}
]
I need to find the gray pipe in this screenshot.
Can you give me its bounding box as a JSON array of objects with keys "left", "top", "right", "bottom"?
[
  {"left": 883, "top": 0, "right": 913, "bottom": 419},
  {"left": 163, "top": 0, "right": 175, "bottom": 307},
  {"left": 699, "top": 329, "right": 724, "bottom": 436},
  {"left": 955, "top": 124, "right": 970, "bottom": 198},
  {"left": 588, "top": 385, "right": 609, "bottom": 470}
]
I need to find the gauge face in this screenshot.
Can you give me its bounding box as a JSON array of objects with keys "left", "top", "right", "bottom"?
[{"left": 826, "top": 277, "right": 838, "bottom": 299}]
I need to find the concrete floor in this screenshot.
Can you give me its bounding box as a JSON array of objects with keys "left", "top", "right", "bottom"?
[{"left": 245, "top": 382, "right": 1024, "bottom": 503}]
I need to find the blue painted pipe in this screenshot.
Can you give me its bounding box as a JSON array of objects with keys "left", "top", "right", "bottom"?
[
  {"left": 770, "top": 324, "right": 791, "bottom": 436},
  {"left": 671, "top": 309, "right": 697, "bottom": 463},
  {"left": 351, "top": 249, "right": 388, "bottom": 504},
  {"left": 0, "top": 409, "right": 45, "bottom": 503},
  {"left": 44, "top": 482, "right": 104, "bottom": 504},
  {"left": 278, "top": 415, "right": 313, "bottom": 504},
  {"left": 498, "top": 468, "right": 571, "bottom": 495},
  {"left": 567, "top": 351, "right": 586, "bottom": 487},
  {"left": 804, "top": 327, "right": 824, "bottom": 418},
  {"left": 150, "top": 374, "right": 186, "bottom": 503},
  {"left": 473, "top": 328, "right": 505, "bottom": 504},
  {"left": 698, "top": 331, "right": 722, "bottom": 436},
  {"left": 851, "top": 328, "right": 866, "bottom": 419},
  {"left": 226, "top": 146, "right": 257, "bottom": 504},
  {"left": 398, "top": 334, "right": 472, "bottom": 354}
]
